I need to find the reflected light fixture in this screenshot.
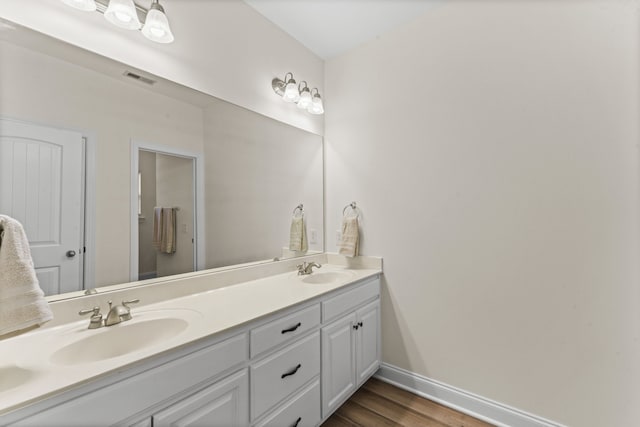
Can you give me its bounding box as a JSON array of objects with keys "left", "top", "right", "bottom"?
[
  {"left": 60, "top": 0, "right": 174, "bottom": 44},
  {"left": 272, "top": 72, "right": 324, "bottom": 115}
]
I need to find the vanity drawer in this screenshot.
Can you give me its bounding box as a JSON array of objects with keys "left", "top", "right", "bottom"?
[
  {"left": 254, "top": 379, "right": 320, "bottom": 427},
  {"left": 251, "top": 304, "right": 320, "bottom": 358},
  {"left": 322, "top": 276, "right": 380, "bottom": 322},
  {"left": 250, "top": 331, "right": 320, "bottom": 421}
]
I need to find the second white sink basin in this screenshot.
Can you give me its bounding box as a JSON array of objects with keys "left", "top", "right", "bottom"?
[
  {"left": 50, "top": 310, "right": 199, "bottom": 366},
  {"left": 301, "top": 271, "right": 354, "bottom": 284},
  {"left": 0, "top": 365, "right": 38, "bottom": 393}
]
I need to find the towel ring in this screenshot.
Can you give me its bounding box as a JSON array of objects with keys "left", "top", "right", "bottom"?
[
  {"left": 342, "top": 201, "right": 359, "bottom": 218},
  {"left": 293, "top": 204, "right": 304, "bottom": 216}
]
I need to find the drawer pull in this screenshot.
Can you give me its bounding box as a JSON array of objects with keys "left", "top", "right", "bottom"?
[
  {"left": 281, "top": 363, "right": 302, "bottom": 379},
  {"left": 292, "top": 417, "right": 302, "bottom": 427},
  {"left": 281, "top": 322, "right": 302, "bottom": 334}
]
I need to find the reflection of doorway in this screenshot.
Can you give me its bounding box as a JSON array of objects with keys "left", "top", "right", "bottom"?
[
  {"left": 130, "top": 142, "right": 205, "bottom": 281},
  {"left": 0, "top": 118, "right": 85, "bottom": 295}
]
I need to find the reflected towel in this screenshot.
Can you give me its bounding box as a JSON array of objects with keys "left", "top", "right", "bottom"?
[
  {"left": 289, "top": 216, "right": 308, "bottom": 252},
  {"left": 0, "top": 215, "right": 53, "bottom": 336},
  {"left": 338, "top": 216, "right": 359, "bottom": 257},
  {"left": 152, "top": 207, "right": 177, "bottom": 254}
]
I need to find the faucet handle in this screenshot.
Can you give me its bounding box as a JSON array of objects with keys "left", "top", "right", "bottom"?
[
  {"left": 122, "top": 298, "right": 140, "bottom": 308},
  {"left": 79, "top": 306, "right": 100, "bottom": 316},
  {"left": 79, "top": 306, "right": 103, "bottom": 329}
]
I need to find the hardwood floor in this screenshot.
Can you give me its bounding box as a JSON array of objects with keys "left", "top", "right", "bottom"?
[{"left": 322, "top": 378, "right": 495, "bottom": 427}]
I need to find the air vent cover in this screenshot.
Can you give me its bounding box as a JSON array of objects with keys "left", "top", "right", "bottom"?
[{"left": 123, "top": 71, "right": 156, "bottom": 85}]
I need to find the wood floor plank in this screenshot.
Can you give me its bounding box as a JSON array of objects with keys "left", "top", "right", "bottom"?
[
  {"left": 363, "top": 378, "right": 495, "bottom": 427},
  {"left": 321, "top": 412, "right": 359, "bottom": 427},
  {"left": 350, "top": 388, "right": 448, "bottom": 427},
  {"left": 335, "top": 400, "right": 401, "bottom": 426}
]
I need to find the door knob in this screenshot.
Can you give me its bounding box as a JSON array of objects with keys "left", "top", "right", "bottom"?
[{"left": 66, "top": 250, "right": 77, "bottom": 258}]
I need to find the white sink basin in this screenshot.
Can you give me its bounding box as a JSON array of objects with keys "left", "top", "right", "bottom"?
[
  {"left": 50, "top": 310, "right": 199, "bottom": 366},
  {"left": 301, "top": 271, "right": 354, "bottom": 284},
  {"left": 0, "top": 365, "right": 37, "bottom": 392}
]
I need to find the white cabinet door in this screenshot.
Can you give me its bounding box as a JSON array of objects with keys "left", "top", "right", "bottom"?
[
  {"left": 321, "top": 312, "right": 357, "bottom": 418},
  {"left": 356, "top": 300, "right": 380, "bottom": 386},
  {"left": 153, "top": 369, "right": 248, "bottom": 427}
]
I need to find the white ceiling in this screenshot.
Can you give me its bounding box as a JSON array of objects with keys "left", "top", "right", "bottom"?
[{"left": 243, "top": 0, "right": 442, "bottom": 59}]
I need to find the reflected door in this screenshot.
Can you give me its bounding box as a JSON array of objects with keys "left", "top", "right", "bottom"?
[{"left": 0, "top": 118, "right": 84, "bottom": 295}]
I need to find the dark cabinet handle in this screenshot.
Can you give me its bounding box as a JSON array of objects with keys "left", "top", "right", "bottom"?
[
  {"left": 281, "top": 322, "right": 302, "bottom": 334},
  {"left": 281, "top": 363, "right": 302, "bottom": 379},
  {"left": 353, "top": 324, "right": 359, "bottom": 330},
  {"left": 358, "top": 322, "right": 363, "bottom": 328},
  {"left": 292, "top": 417, "right": 302, "bottom": 427}
]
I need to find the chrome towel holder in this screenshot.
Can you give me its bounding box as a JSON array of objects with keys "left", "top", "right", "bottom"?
[
  {"left": 343, "top": 201, "right": 359, "bottom": 218},
  {"left": 293, "top": 204, "right": 304, "bottom": 216}
]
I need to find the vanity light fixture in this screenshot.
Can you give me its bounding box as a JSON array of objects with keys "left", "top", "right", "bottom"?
[
  {"left": 308, "top": 88, "right": 324, "bottom": 115},
  {"left": 61, "top": 0, "right": 97, "bottom": 12},
  {"left": 104, "top": 0, "right": 141, "bottom": 30},
  {"left": 297, "top": 82, "right": 313, "bottom": 110},
  {"left": 272, "top": 72, "right": 324, "bottom": 115},
  {"left": 60, "top": 0, "right": 174, "bottom": 44}
]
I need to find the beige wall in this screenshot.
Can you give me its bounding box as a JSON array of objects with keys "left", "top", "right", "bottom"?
[
  {"left": 325, "top": 1, "right": 640, "bottom": 426},
  {"left": 0, "top": 41, "right": 205, "bottom": 287},
  {"left": 0, "top": 0, "right": 324, "bottom": 135}
]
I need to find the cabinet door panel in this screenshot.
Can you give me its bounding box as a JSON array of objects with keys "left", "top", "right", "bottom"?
[
  {"left": 321, "top": 313, "right": 357, "bottom": 418},
  {"left": 356, "top": 300, "right": 380, "bottom": 385},
  {"left": 153, "top": 369, "right": 248, "bottom": 427}
]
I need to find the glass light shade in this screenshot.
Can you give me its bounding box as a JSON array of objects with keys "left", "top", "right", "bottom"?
[
  {"left": 283, "top": 80, "right": 300, "bottom": 103},
  {"left": 308, "top": 94, "right": 324, "bottom": 115},
  {"left": 61, "top": 0, "right": 97, "bottom": 11},
  {"left": 297, "top": 89, "right": 313, "bottom": 109},
  {"left": 104, "top": 0, "right": 141, "bottom": 30},
  {"left": 142, "top": 7, "right": 174, "bottom": 43}
]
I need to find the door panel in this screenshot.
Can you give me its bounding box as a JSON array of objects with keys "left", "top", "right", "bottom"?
[
  {"left": 0, "top": 118, "right": 84, "bottom": 294},
  {"left": 356, "top": 301, "right": 381, "bottom": 385}
]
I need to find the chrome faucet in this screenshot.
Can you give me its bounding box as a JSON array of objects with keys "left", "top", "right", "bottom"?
[
  {"left": 105, "top": 299, "right": 140, "bottom": 326},
  {"left": 79, "top": 299, "right": 140, "bottom": 329},
  {"left": 297, "top": 261, "right": 321, "bottom": 275}
]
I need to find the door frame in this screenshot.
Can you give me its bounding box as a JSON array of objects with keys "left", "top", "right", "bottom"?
[{"left": 130, "top": 140, "right": 205, "bottom": 282}]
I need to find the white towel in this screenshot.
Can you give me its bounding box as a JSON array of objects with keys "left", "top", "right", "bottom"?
[
  {"left": 338, "top": 216, "right": 359, "bottom": 257},
  {"left": 0, "top": 215, "right": 53, "bottom": 336},
  {"left": 289, "top": 216, "right": 308, "bottom": 252}
]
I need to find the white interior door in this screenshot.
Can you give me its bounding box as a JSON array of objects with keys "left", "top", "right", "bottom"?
[{"left": 0, "top": 118, "right": 84, "bottom": 295}]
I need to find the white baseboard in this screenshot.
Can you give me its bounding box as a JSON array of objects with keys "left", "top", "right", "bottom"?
[{"left": 375, "top": 363, "right": 566, "bottom": 427}]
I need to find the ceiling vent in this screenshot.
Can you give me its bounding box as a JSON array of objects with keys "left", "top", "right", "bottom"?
[{"left": 123, "top": 71, "right": 156, "bottom": 85}]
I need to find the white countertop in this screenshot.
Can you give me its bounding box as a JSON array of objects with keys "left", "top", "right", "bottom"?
[{"left": 0, "top": 257, "right": 381, "bottom": 418}]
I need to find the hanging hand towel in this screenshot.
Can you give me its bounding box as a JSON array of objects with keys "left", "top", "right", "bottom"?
[
  {"left": 0, "top": 215, "right": 53, "bottom": 336},
  {"left": 338, "top": 216, "right": 359, "bottom": 257},
  {"left": 289, "top": 215, "right": 308, "bottom": 252},
  {"left": 152, "top": 207, "right": 177, "bottom": 254}
]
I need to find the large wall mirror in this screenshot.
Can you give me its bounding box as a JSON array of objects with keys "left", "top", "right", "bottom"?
[{"left": 0, "top": 19, "right": 324, "bottom": 301}]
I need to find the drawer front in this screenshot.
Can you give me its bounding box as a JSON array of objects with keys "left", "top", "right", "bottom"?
[
  {"left": 322, "top": 277, "right": 380, "bottom": 322},
  {"left": 251, "top": 332, "right": 320, "bottom": 421},
  {"left": 254, "top": 379, "right": 320, "bottom": 427},
  {"left": 10, "top": 333, "right": 248, "bottom": 426},
  {"left": 251, "top": 304, "right": 320, "bottom": 358}
]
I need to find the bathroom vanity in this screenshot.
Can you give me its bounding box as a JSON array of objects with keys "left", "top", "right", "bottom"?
[{"left": 0, "top": 254, "right": 382, "bottom": 426}]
